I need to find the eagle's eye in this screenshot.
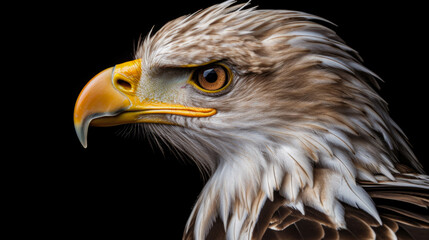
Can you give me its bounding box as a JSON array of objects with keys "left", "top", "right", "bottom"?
[{"left": 190, "top": 64, "right": 232, "bottom": 93}]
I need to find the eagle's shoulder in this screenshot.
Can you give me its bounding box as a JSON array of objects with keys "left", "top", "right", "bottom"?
[{"left": 257, "top": 175, "right": 429, "bottom": 240}]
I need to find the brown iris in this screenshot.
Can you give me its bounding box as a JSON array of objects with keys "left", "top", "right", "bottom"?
[{"left": 196, "top": 65, "right": 228, "bottom": 91}]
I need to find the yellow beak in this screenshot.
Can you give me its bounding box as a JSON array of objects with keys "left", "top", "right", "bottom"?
[{"left": 74, "top": 59, "right": 216, "bottom": 148}]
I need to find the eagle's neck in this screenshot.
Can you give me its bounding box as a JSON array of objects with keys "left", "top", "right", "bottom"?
[
  {"left": 183, "top": 129, "right": 388, "bottom": 240},
  {"left": 184, "top": 149, "right": 269, "bottom": 240}
]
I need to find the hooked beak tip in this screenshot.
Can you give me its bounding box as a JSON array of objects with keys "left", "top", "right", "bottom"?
[{"left": 74, "top": 122, "right": 88, "bottom": 148}]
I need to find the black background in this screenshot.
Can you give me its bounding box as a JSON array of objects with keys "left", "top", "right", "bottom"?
[{"left": 11, "top": 0, "right": 428, "bottom": 238}]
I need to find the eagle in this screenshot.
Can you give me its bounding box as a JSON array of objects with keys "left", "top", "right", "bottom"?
[{"left": 74, "top": 1, "right": 429, "bottom": 239}]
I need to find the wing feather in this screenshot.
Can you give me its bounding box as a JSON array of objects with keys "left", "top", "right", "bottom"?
[
  {"left": 257, "top": 174, "right": 429, "bottom": 240},
  {"left": 322, "top": 226, "right": 340, "bottom": 240},
  {"left": 344, "top": 215, "right": 376, "bottom": 239}
]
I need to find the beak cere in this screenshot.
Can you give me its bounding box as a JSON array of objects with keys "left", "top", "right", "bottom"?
[{"left": 74, "top": 59, "right": 216, "bottom": 148}]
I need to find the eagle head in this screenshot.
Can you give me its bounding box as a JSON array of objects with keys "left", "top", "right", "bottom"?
[{"left": 74, "top": 1, "right": 427, "bottom": 239}]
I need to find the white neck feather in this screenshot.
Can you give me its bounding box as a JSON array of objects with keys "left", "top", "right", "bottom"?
[{"left": 184, "top": 126, "right": 390, "bottom": 240}]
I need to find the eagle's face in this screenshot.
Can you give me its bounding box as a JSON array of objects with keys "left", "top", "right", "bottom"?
[
  {"left": 74, "top": 3, "right": 335, "bottom": 172},
  {"left": 75, "top": 2, "right": 416, "bottom": 175},
  {"left": 74, "top": 2, "right": 423, "bottom": 239}
]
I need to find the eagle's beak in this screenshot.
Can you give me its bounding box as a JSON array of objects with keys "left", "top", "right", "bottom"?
[{"left": 74, "top": 59, "right": 216, "bottom": 148}]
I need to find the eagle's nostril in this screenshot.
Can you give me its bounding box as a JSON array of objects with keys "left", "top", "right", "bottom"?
[{"left": 115, "top": 79, "right": 132, "bottom": 92}]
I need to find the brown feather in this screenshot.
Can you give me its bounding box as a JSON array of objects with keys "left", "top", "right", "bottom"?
[
  {"left": 344, "top": 215, "right": 376, "bottom": 239},
  {"left": 269, "top": 207, "right": 292, "bottom": 227},
  {"left": 205, "top": 217, "right": 226, "bottom": 240},
  {"left": 370, "top": 192, "right": 429, "bottom": 208},
  {"left": 399, "top": 224, "right": 429, "bottom": 240},
  {"left": 322, "top": 226, "right": 340, "bottom": 240},
  {"left": 344, "top": 205, "right": 381, "bottom": 227},
  {"left": 383, "top": 213, "right": 429, "bottom": 229},
  {"left": 394, "top": 227, "right": 414, "bottom": 240},
  {"left": 294, "top": 219, "right": 325, "bottom": 240},
  {"left": 264, "top": 225, "right": 304, "bottom": 240},
  {"left": 338, "top": 230, "right": 360, "bottom": 240},
  {"left": 273, "top": 214, "right": 302, "bottom": 231},
  {"left": 377, "top": 206, "right": 429, "bottom": 227},
  {"left": 381, "top": 217, "right": 399, "bottom": 233},
  {"left": 373, "top": 224, "right": 397, "bottom": 240},
  {"left": 362, "top": 178, "right": 429, "bottom": 235},
  {"left": 253, "top": 192, "right": 286, "bottom": 239}
]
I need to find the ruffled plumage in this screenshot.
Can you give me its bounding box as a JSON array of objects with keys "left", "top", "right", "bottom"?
[{"left": 132, "top": 1, "right": 429, "bottom": 239}]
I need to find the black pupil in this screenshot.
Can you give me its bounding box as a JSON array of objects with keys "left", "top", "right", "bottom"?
[{"left": 203, "top": 69, "right": 218, "bottom": 83}]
